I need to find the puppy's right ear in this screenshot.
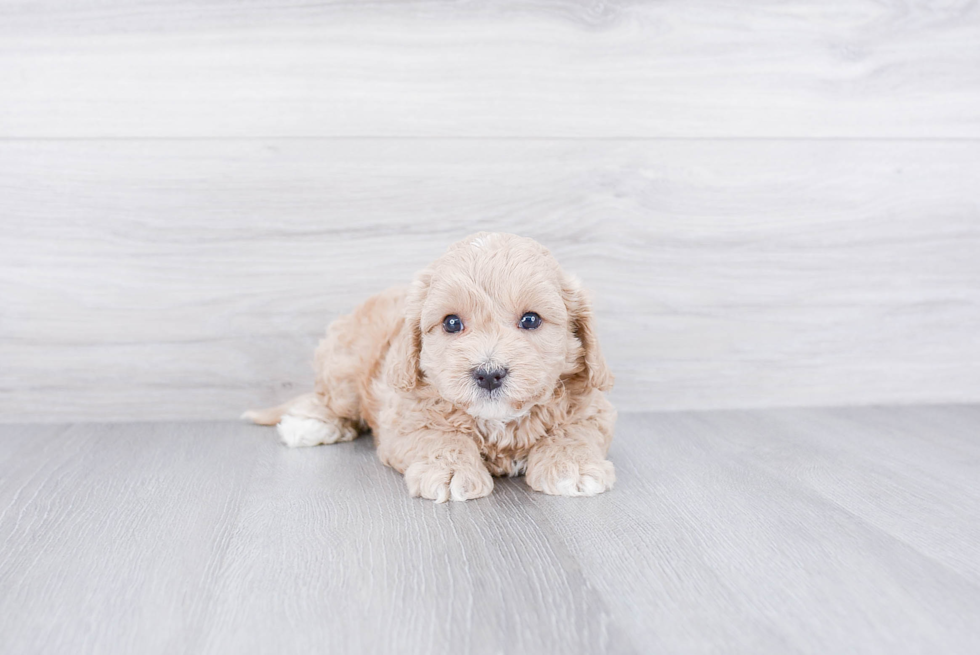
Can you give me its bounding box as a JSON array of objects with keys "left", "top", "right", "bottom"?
[{"left": 387, "top": 271, "right": 432, "bottom": 393}]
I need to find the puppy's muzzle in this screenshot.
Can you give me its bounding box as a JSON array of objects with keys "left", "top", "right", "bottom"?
[{"left": 472, "top": 367, "right": 508, "bottom": 392}]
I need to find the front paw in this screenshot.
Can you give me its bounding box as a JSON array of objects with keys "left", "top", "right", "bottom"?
[
  {"left": 404, "top": 459, "right": 494, "bottom": 503},
  {"left": 525, "top": 447, "right": 615, "bottom": 497}
]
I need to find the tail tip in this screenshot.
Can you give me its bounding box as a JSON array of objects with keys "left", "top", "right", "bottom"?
[{"left": 241, "top": 406, "right": 285, "bottom": 426}]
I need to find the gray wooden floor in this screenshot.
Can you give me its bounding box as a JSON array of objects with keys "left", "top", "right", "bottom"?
[{"left": 2, "top": 406, "right": 979, "bottom": 654}]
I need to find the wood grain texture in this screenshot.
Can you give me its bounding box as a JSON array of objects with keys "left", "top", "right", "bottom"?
[
  {"left": 1, "top": 0, "right": 979, "bottom": 137},
  {"left": 0, "top": 422, "right": 262, "bottom": 654},
  {"left": 1, "top": 407, "right": 979, "bottom": 653},
  {"left": 528, "top": 408, "right": 980, "bottom": 653},
  {"left": 2, "top": 139, "right": 979, "bottom": 421}
]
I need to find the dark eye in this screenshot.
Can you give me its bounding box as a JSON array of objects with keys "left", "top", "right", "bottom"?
[
  {"left": 442, "top": 315, "right": 464, "bottom": 333},
  {"left": 519, "top": 312, "right": 542, "bottom": 330}
]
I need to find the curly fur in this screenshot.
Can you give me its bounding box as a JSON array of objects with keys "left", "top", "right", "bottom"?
[{"left": 245, "top": 233, "right": 616, "bottom": 502}]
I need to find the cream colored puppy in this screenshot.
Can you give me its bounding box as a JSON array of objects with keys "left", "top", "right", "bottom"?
[{"left": 245, "top": 233, "right": 616, "bottom": 502}]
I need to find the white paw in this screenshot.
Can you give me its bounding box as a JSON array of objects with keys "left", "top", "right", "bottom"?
[
  {"left": 404, "top": 460, "right": 494, "bottom": 503},
  {"left": 526, "top": 454, "right": 615, "bottom": 497},
  {"left": 276, "top": 415, "right": 358, "bottom": 448}
]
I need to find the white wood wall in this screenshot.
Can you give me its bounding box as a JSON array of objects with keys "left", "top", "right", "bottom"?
[{"left": 2, "top": 1, "right": 979, "bottom": 421}]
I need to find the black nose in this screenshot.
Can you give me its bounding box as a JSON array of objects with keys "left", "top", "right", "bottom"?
[{"left": 472, "top": 367, "right": 508, "bottom": 391}]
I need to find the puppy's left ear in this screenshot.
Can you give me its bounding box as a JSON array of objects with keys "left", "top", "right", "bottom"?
[{"left": 562, "top": 274, "right": 614, "bottom": 392}]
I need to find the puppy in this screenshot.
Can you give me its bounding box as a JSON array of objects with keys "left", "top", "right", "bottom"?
[{"left": 244, "top": 232, "right": 616, "bottom": 502}]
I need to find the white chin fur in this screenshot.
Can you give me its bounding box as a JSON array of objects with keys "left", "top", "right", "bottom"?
[{"left": 466, "top": 399, "right": 529, "bottom": 422}]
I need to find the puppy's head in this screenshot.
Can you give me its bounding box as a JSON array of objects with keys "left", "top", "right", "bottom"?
[{"left": 389, "top": 233, "right": 612, "bottom": 421}]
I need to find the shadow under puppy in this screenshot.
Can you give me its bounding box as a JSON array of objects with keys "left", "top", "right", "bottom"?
[{"left": 245, "top": 232, "right": 616, "bottom": 502}]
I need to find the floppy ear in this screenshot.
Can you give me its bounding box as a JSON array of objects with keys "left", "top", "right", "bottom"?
[
  {"left": 562, "top": 275, "right": 614, "bottom": 392},
  {"left": 388, "top": 271, "right": 432, "bottom": 393}
]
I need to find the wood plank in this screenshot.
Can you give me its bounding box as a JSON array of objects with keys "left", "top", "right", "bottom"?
[
  {"left": 740, "top": 405, "right": 980, "bottom": 584},
  {"left": 0, "top": 422, "right": 262, "bottom": 655},
  {"left": 2, "top": 139, "right": 979, "bottom": 421},
  {"left": 0, "top": 421, "right": 631, "bottom": 655},
  {"left": 2, "top": 409, "right": 979, "bottom": 653},
  {"left": 1, "top": 1, "right": 979, "bottom": 137},
  {"left": 196, "top": 432, "right": 629, "bottom": 655},
  {"left": 529, "top": 410, "right": 980, "bottom": 653}
]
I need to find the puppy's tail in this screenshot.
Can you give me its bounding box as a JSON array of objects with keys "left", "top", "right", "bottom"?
[{"left": 241, "top": 393, "right": 314, "bottom": 426}]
